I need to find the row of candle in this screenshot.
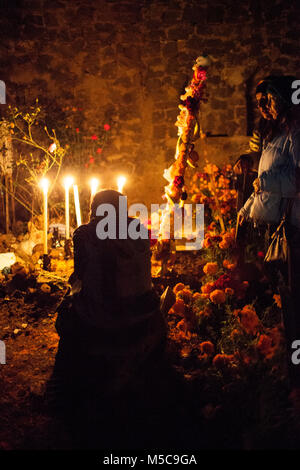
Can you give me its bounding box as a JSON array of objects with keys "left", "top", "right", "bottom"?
[{"left": 39, "top": 175, "right": 127, "bottom": 255}]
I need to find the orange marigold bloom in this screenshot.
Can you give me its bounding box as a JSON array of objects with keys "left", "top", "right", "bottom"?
[
  {"left": 210, "top": 289, "right": 226, "bottom": 304},
  {"left": 230, "top": 328, "right": 240, "bottom": 340},
  {"left": 173, "top": 283, "right": 185, "bottom": 294},
  {"left": 201, "top": 282, "right": 215, "bottom": 294},
  {"left": 257, "top": 334, "right": 275, "bottom": 359},
  {"left": 219, "top": 240, "right": 230, "bottom": 250},
  {"left": 200, "top": 341, "right": 215, "bottom": 355},
  {"left": 213, "top": 353, "right": 234, "bottom": 368},
  {"left": 225, "top": 287, "right": 234, "bottom": 296},
  {"left": 239, "top": 305, "right": 260, "bottom": 335},
  {"left": 273, "top": 294, "right": 282, "bottom": 309},
  {"left": 199, "top": 293, "right": 210, "bottom": 299},
  {"left": 192, "top": 292, "right": 202, "bottom": 300},
  {"left": 169, "top": 299, "right": 185, "bottom": 315},
  {"left": 203, "top": 262, "right": 218, "bottom": 275},
  {"left": 178, "top": 288, "right": 193, "bottom": 304}
]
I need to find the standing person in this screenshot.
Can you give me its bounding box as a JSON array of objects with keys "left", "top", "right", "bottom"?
[
  {"left": 234, "top": 77, "right": 276, "bottom": 265},
  {"left": 51, "top": 189, "right": 166, "bottom": 398},
  {"left": 238, "top": 75, "right": 300, "bottom": 392}
]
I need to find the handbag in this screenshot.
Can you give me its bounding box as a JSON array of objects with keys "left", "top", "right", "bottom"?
[{"left": 264, "top": 199, "right": 293, "bottom": 264}]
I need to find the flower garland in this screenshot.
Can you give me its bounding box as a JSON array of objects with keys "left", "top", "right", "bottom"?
[{"left": 162, "top": 55, "right": 210, "bottom": 205}]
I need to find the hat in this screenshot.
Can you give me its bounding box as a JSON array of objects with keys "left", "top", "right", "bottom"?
[
  {"left": 255, "top": 75, "right": 279, "bottom": 95},
  {"left": 265, "top": 75, "right": 298, "bottom": 106}
]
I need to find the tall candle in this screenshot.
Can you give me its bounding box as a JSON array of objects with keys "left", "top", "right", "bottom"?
[
  {"left": 73, "top": 184, "right": 82, "bottom": 227},
  {"left": 64, "top": 176, "right": 74, "bottom": 239},
  {"left": 39, "top": 178, "right": 49, "bottom": 255}
]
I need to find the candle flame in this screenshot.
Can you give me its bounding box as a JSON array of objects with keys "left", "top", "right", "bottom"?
[
  {"left": 90, "top": 177, "right": 99, "bottom": 198},
  {"left": 64, "top": 176, "right": 74, "bottom": 189},
  {"left": 117, "top": 175, "right": 126, "bottom": 193},
  {"left": 39, "top": 177, "right": 49, "bottom": 193}
]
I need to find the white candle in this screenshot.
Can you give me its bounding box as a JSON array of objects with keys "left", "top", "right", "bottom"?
[
  {"left": 39, "top": 178, "right": 49, "bottom": 255},
  {"left": 73, "top": 184, "right": 82, "bottom": 227},
  {"left": 64, "top": 176, "right": 74, "bottom": 239},
  {"left": 117, "top": 175, "right": 126, "bottom": 193}
]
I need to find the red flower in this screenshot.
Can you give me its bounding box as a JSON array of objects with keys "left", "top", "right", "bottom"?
[
  {"left": 104, "top": 124, "right": 110, "bottom": 131},
  {"left": 91, "top": 134, "right": 98, "bottom": 140},
  {"left": 84, "top": 163, "right": 89, "bottom": 168},
  {"left": 89, "top": 157, "right": 95, "bottom": 164},
  {"left": 96, "top": 148, "right": 102, "bottom": 154},
  {"left": 75, "top": 128, "right": 80, "bottom": 133},
  {"left": 257, "top": 251, "right": 264, "bottom": 258}
]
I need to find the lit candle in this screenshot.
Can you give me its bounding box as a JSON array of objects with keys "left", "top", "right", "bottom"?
[
  {"left": 89, "top": 177, "right": 99, "bottom": 201},
  {"left": 39, "top": 177, "right": 49, "bottom": 255},
  {"left": 117, "top": 175, "right": 126, "bottom": 193},
  {"left": 73, "top": 184, "right": 82, "bottom": 227},
  {"left": 63, "top": 176, "right": 74, "bottom": 239}
]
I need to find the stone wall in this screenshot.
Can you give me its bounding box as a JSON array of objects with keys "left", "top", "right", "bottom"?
[{"left": 0, "top": 0, "right": 299, "bottom": 206}]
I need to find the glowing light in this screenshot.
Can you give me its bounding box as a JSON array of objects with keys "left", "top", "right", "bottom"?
[
  {"left": 63, "top": 176, "right": 74, "bottom": 239},
  {"left": 89, "top": 177, "right": 99, "bottom": 199},
  {"left": 73, "top": 184, "right": 82, "bottom": 227},
  {"left": 48, "top": 142, "right": 57, "bottom": 153},
  {"left": 117, "top": 175, "right": 126, "bottom": 193},
  {"left": 64, "top": 175, "right": 74, "bottom": 189},
  {"left": 39, "top": 177, "right": 50, "bottom": 194},
  {"left": 39, "top": 178, "right": 49, "bottom": 255}
]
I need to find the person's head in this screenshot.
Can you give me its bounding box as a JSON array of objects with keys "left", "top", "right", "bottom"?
[
  {"left": 264, "top": 75, "right": 298, "bottom": 120},
  {"left": 256, "top": 75, "right": 299, "bottom": 141},
  {"left": 255, "top": 76, "right": 278, "bottom": 120},
  {"left": 90, "top": 189, "right": 123, "bottom": 220}
]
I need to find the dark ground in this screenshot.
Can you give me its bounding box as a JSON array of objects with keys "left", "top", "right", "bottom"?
[{"left": 0, "top": 253, "right": 300, "bottom": 451}]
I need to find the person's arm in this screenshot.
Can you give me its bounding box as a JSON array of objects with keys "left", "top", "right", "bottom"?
[{"left": 73, "top": 225, "right": 88, "bottom": 280}]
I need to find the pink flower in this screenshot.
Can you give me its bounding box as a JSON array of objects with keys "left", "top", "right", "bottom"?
[{"left": 104, "top": 124, "right": 110, "bottom": 131}]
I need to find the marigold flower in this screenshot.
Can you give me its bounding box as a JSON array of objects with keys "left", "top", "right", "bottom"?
[
  {"left": 273, "top": 294, "right": 282, "bottom": 308},
  {"left": 169, "top": 299, "right": 185, "bottom": 316},
  {"left": 173, "top": 283, "right": 185, "bottom": 294},
  {"left": 257, "top": 334, "right": 275, "bottom": 359},
  {"left": 200, "top": 341, "right": 215, "bottom": 355},
  {"left": 225, "top": 287, "right": 234, "bottom": 296},
  {"left": 192, "top": 292, "right": 202, "bottom": 300},
  {"left": 213, "top": 353, "right": 234, "bottom": 368},
  {"left": 230, "top": 328, "right": 240, "bottom": 340},
  {"left": 210, "top": 289, "right": 226, "bottom": 304},
  {"left": 201, "top": 282, "right": 215, "bottom": 294},
  {"left": 200, "top": 293, "right": 210, "bottom": 299},
  {"left": 178, "top": 288, "right": 193, "bottom": 304},
  {"left": 219, "top": 240, "right": 230, "bottom": 250},
  {"left": 203, "top": 262, "right": 218, "bottom": 275},
  {"left": 239, "top": 305, "right": 260, "bottom": 335}
]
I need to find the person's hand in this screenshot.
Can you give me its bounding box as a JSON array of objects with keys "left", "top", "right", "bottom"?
[
  {"left": 237, "top": 213, "right": 245, "bottom": 226},
  {"left": 253, "top": 178, "right": 260, "bottom": 193}
]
